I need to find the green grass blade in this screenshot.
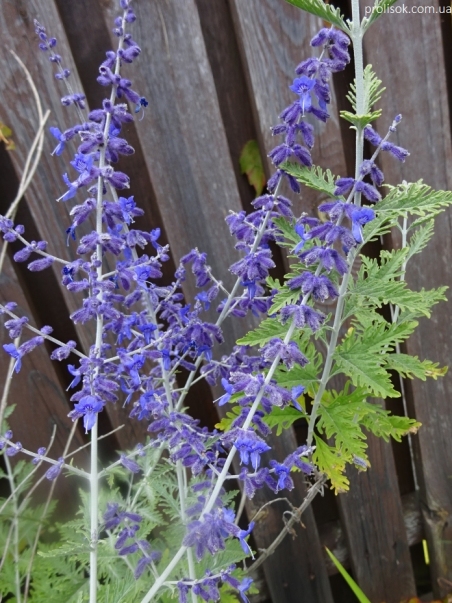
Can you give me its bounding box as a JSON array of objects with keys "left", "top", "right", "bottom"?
[{"left": 325, "top": 548, "right": 371, "bottom": 603}]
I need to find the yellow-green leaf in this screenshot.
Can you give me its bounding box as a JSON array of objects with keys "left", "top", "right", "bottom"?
[{"left": 239, "top": 140, "right": 265, "bottom": 196}]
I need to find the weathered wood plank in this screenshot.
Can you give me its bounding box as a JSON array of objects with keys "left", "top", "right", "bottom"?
[
  {"left": 0, "top": 0, "right": 94, "bottom": 348},
  {"left": 229, "top": 0, "right": 348, "bottom": 216},
  {"left": 361, "top": 1, "right": 452, "bottom": 596},
  {"left": 194, "top": 0, "right": 260, "bottom": 210},
  {"left": 319, "top": 491, "right": 423, "bottom": 575},
  {"left": 102, "top": 0, "right": 247, "bottom": 319},
  {"left": 0, "top": 248, "right": 88, "bottom": 509},
  {"left": 249, "top": 431, "right": 334, "bottom": 603},
  {"left": 338, "top": 435, "right": 417, "bottom": 601}
]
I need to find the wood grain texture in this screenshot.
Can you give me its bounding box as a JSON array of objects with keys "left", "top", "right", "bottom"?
[
  {"left": 338, "top": 435, "right": 416, "bottom": 601},
  {"left": 229, "top": 0, "right": 348, "bottom": 217},
  {"left": 319, "top": 491, "right": 423, "bottom": 575},
  {"left": 249, "top": 431, "right": 334, "bottom": 603},
  {"left": 361, "top": 0, "right": 452, "bottom": 596},
  {"left": 0, "top": 0, "right": 93, "bottom": 345},
  {"left": 0, "top": 251, "right": 88, "bottom": 509},
  {"left": 194, "top": 0, "right": 260, "bottom": 210},
  {"left": 102, "top": 0, "right": 248, "bottom": 326}
]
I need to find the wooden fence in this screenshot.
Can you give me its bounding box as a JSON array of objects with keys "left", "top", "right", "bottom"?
[{"left": 1, "top": 0, "right": 452, "bottom": 601}]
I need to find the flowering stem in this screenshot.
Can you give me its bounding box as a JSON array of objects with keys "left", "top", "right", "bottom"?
[
  {"left": 87, "top": 9, "right": 130, "bottom": 600},
  {"left": 350, "top": 0, "right": 365, "bottom": 192},
  {"left": 3, "top": 455, "right": 21, "bottom": 603},
  {"left": 176, "top": 205, "right": 275, "bottom": 412},
  {"left": 306, "top": 251, "right": 356, "bottom": 448},
  {"left": 140, "top": 317, "right": 298, "bottom": 603},
  {"left": 307, "top": 7, "right": 366, "bottom": 446},
  {"left": 89, "top": 417, "right": 99, "bottom": 603}
]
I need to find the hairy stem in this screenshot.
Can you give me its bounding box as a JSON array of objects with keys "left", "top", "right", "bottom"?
[
  {"left": 306, "top": 253, "right": 355, "bottom": 448},
  {"left": 89, "top": 10, "right": 128, "bottom": 601},
  {"left": 3, "top": 455, "right": 21, "bottom": 603},
  {"left": 351, "top": 0, "right": 365, "bottom": 196}
]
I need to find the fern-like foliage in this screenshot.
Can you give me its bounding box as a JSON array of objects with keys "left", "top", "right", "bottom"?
[
  {"left": 0, "top": 442, "right": 248, "bottom": 602},
  {"left": 341, "top": 65, "right": 385, "bottom": 129},
  {"left": 281, "top": 163, "right": 339, "bottom": 198},
  {"left": 284, "top": 0, "right": 348, "bottom": 31},
  {"left": 235, "top": 169, "right": 451, "bottom": 494}
]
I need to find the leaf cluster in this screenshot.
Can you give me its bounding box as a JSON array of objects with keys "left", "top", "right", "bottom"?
[
  {"left": 233, "top": 168, "right": 451, "bottom": 493},
  {"left": 341, "top": 66, "right": 385, "bottom": 129},
  {"left": 0, "top": 444, "right": 248, "bottom": 602}
]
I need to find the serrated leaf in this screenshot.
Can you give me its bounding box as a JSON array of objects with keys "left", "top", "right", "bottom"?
[
  {"left": 284, "top": 0, "right": 348, "bottom": 30},
  {"left": 384, "top": 353, "right": 447, "bottom": 381},
  {"left": 340, "top": 109, "right": 382, "bottom": 129},
  {"left": 333, "top": 321, "right": 417, "bottom": 398},
  {"left": 215, "top": 405, "right": 242, "bottom": 432},
  {"left": 374, "top": 181, "right": 452, "bottom": 227},
  {"left": 345, "top": 248, "right": 447, "bottom": 320},
  {"left": 266, "top": 276, "right": 282, "bottom": 290},
  {"left": 268, "top": 285, "right": 300, "bottom": 314},
  {"left": 275, "top": 343, "right": 323, "bottom": 397},
  {"left": 237, "top": 317, "right": 290, "bottom": 346},
  {"left": 263, "top": 405, "right": 304, "bottom": 435},
  {"left": 317, "top": 397, "right": 368, "bottom": 464},
  {"left": 345, "top": 65, "right": 385, "bottom": 115},
  {"left": 333, "top": 340, "right": 399, "bottom": 398},
  {"left": 363, "top": 181, "right": 452, "bottom": 243},
  {"left": 312, "top": 436, "right": 349, "bottom": 493},
  {"left": 2, "top": 404, "right": 16, "bottom": 420},
  {"left": 406, "top": 220, "right": 435, "bottom": 261},
  {"left": 273, "top": 216, "right": 301, "bottom": 247},
  {"left": 281, "top": 163, "right": 338, "bottom": 198},
  {"left": 361, "top": 410, "right": 421, "bottom": 442},
  {"left": 239, "top": 140, "right": 265, "bottom": 196},
  {"left": 362, "top": 0, "right": 400, "bottom": 33}
]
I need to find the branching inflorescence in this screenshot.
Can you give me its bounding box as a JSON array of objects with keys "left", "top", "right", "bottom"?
[{"left": 1, "top": 1, "right": 451, "bottom": 602}]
